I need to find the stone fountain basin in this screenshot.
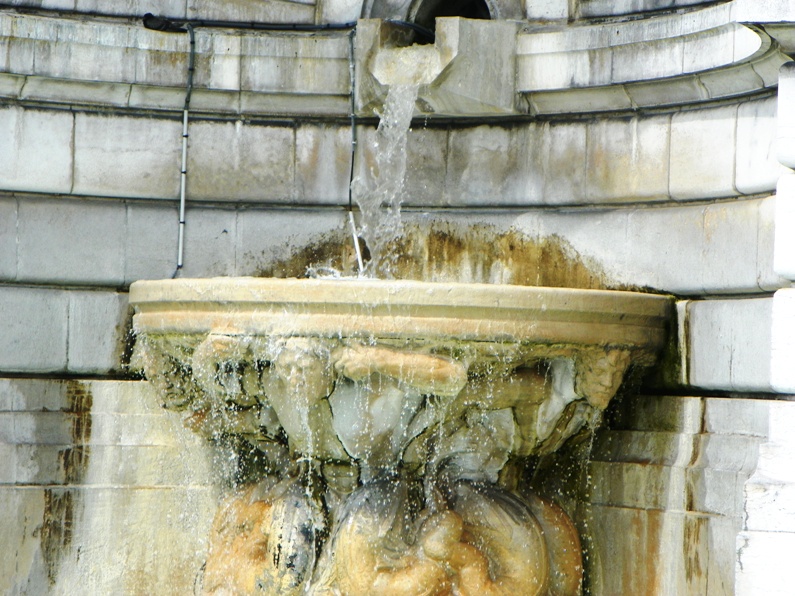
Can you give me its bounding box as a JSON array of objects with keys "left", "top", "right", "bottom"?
[
  {"left": 130, "top": 277, "right": 670, "bottom": 348},
  {"left": 130, "top": 277, "right": 672, "bottom": 464}
]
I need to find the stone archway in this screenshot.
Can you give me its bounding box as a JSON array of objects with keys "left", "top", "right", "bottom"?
[{"left": 362, "top": 0, "right": 524, "bottom": 24}]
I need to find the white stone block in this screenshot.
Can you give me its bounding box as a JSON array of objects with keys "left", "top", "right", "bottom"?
[
  {"left": 736, "top": 531, "right": 795, "bottom": 595},
  {"left": 771, "top": 288, "right": 795, "bottom": 393},
  {"left": 703, "top": 398, "right": 770, "bottom": 437},
  {"left": 445, "top": 125, "right": 536, "bottom": 206},
  {"left": 66, "top": 291, "right": 129, "bottom": 374},
  {"left": 0, "top": 197, "right": 16, "bottom": 281},
  {"left": 543, "top": 121, "right": 587, "bottom": 204},
  {"left": 240, "top": 36, "right": 350, "bottom": 95},
  {"left": 295, "top": 124, "right": 351, "bottom": 205},
  {"left": 73, "top": 113, "right": 182, "bottom": 200},
  {"left": 187, "top": 0, "right": 315, "bottom": 22},
  {"left": 179, "top": 206, "right": 237, "bottom": 278},
  {"left": 524, "top": 0, "right": 570, "bottom": 19},
  {"left": 125, "top": 202, "right": 180, "bottom": 283},
  {"left": 735, "top": 97, "right": 782, "bottom": 194},
  {"left": 187, "top": 121, "right": 295, "bottom": 202},
  {"left": 400, "top": 126, "right": 451, "bottom": 206},
  {"left": 669, "top": 104, "right": 738, "bottom": 200},
  {"left": 16, "top": 198, "right": 126, "bottom": 285},
  {"left": 774, "top": 171, "right": 795, "bottom": 280},
  {"left": 776, "top": 62, "right": 795, "bottom": 169},
  {"left": 0, "top": 106, "right": 74, "bottom": 195},
  {"left": 687, "top": 297, "right": 773, "bottom": 392},
  {"left": 318, "top": 0, "right": 363, "bottom": 23},
  {"left": 611, "top": 394, "right": 704, "bottom": 434},
  {"left": 0, "top": 286, "right": 68, "bottom": 373},
  {"left": 758, "top": 194, "right": 785, "bottom": 291},
  {"left": 585, "top": 114, "right": 670, "bottom": 202}
]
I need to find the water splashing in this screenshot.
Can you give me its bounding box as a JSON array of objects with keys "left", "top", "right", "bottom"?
[{"left": 352, "top": 83, "right": 419, "bottom": 276}]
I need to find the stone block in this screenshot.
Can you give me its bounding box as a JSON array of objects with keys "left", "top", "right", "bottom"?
[
  {"left": 73, "top": 113, "right": 182, "bottom": 200},
  {"left": 754, "top": 401, "right": 795, "bottom": 483},
  {"left": 611, "top": 36, "right": 685, "bottom": 83},
  {"left": 17, "top": 198, "right": 126, "bottom": 285},
  {"left": 295, "top": 124, "right": 351, "bottom": 205},
  {"left": 585, "top": 114, "right": 670, "bottom": 202},
  {"left": 774, "top": 172, "right": 795, "bottom": 280},
  {"left": 444, "top": 125, "right": 536, "bottom": 206},
  {"left": 733, "top": 97, "right": 781, "bottom": 195},
  {"left": 703, "top": 398, "right": 770, "bottom": 437},
  {"left": 400, "top": 126, "right": 450, "bottom": 207},
  {"left": 758, "top": 195, "right": 785, "bottom": 291},
  {"left": 240, "top": 36, "right": 350, "bottom": 96},
  {"left": 736, "top": 530, "right": 795, "bottom": 595},
  {"left": 0, "top": 286, "right": 68, "bottom": 373},
  {"left": 543, "top": 121, "right": 587, "bottom": 204},
  {"left": 771, "top": 288, "right": 795, "bottom": 393},
  {"left": 66, "top": 291, "right": 129, "bottom": 374},
  {"left": 669, "top": 104, "right": 738, "bottom": 200},
  {"left": 0, "top": 72, "right": 25, "bottom": 97},
  {"left": 179, "top": 205, "right": 237, "bottom": 278},
  {"left": 0, "top": 106, "right": 74, "bottom": 195},
  {"left": 318, "top": 0, "right": 362, "bottom": 23},
  {"left": 777, "top": 62, "right": 795, "bottom": 169},
  {"left": 0, "top": 196, "right": 17, "bottom": 281},
  {"left": 0, "top": 488, "right": 46, "bottom": 596},
  {"left": 234, "top": 208, "right": 348, "bottom": 276},
  {"left": 625, "top": 75, "right": 708, "bottom": 109},
  {"left": 187, "top": 0, "right": 315, "bottom": 23},
  {"left": 525, "top": 85, "right": 635, "bottom": 115},
  {"left": 187, "top": 120, "right": 295, "bottom": 202},
  {"left": 125, "top": 201, "right": 180, "bottom": 283},
  {"left": 20, "top": 76, "right": 131, "bottom": 108},
  {"left": 687, "top": 297, "right": 773, "bottom": 392},
  {"left": 524, "top": 0, "right": 570, "bottom": 19}
]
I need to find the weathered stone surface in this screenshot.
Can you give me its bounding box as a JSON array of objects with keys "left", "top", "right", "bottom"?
[
  {"left": 585, "top": 115, "right": 670, "bottom": 203},
  {"left": 16, "top": 197, "right": 126, "bottom": 285},
  {"left": 774, "top": 170, "right": 795, "bottom": 280},
  {"left": 73, "top": 113, "right": 182, "bottom": 200},
  {"left": 66, "top": 291, "right": 129, "bottom": 374},
  {"left": 771, "top": 288, "right": 795, "bottom": 394},
  {"left": 669, "top": 105, "right": 738, "bottom": 201},
  {"left": 179, "top": 206, "right": 237, "bottom": 278},
  {"left": 735, "top": 96, "right": 782, "bottom": 194},
  {"left": 687, "top": 297, "right": 773, "bottom": 392},
  {"left": 125, "top": 201, "right": 180, "bottom": 283},
  {"left": 187, "top": 121, "right": 295, "bottom": 202},
  {"left": 0, "top": 106, "right": 73, "bottom": 195},
  {"left": 295, "top": 124, "right": 351, "bottom": 205},
  {"left": 0, "top": 286, "right": 68, "bottom": 372}
]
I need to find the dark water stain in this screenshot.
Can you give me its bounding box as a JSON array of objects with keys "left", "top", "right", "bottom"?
[{"left": 40, "top": 381, "right": 93, "bottom": 586}]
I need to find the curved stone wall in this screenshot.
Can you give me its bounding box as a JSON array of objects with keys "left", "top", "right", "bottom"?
[{"left": 2, "top": 1, "right": 795, "bottom": 594}]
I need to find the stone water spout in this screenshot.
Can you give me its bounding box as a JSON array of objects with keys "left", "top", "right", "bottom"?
[{"left": 131, "top": 277, "right": 671, "bottom": 595}]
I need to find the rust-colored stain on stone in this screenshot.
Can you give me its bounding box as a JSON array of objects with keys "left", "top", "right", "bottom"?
[{"left": 40, "top": 381, "right": 93, "bottom": 586}]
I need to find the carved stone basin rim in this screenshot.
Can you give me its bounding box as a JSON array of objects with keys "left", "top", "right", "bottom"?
[{"left": 130, "top": 277, "right": 672, "bottom": 349}]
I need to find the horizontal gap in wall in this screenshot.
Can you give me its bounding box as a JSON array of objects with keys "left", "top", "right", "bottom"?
[
  {"left": 0, "top": 371, "right": 142, "bottom": 382},
  {"left": 0, "top": 89, "right": 778, "bottom": 127},
  {"left": 1, "top": 188, "right": 775, "bottom": 212},
  {"left": 640, "top": 386, "right": 795, "bottom": 402}
]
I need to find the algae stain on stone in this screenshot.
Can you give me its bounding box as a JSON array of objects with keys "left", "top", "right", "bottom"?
[
  {"left": 254, "top": 222, "right": 621, "bottom": 290},
  {"left": 40, "top": 381, "right": 93, "bottom": 587}
]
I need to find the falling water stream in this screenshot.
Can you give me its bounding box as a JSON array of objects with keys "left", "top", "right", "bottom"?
[{"left": 350, "top": 84, "right": 419, "bottom": 276}]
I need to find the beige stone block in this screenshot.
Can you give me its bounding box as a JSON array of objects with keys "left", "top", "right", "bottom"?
[
  {"left": 0, "top": 106, "right": 74, "bottom": 194},
  {"left": 66, "top": 291, "right": 129, "bottom": 374},
  {"left": 543, "top": 121, "right": 587, "bottom": 204},
  {"left": 669, "top": 104, "right": 738, "bottom": 200},
  {"left": 585, "top": 114, "right": 670, "bottom": 202},
  {"left": 73, "top": 113, "right": 182, "bottom": 199},
  {"left": 179, "top": 206, "right": 237, "bottom": 278},
  {"left": 0, "top": 286, "right": 69, "bottom": 373},
  {"left": 187, "top": 121, "right": 295, "bottom": 202},
  {"left": 17, "top": 198, "right": 126, "bottom": 285},
  {"left": 295, "top": 124, "right": 351, "bottom": 205}
]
